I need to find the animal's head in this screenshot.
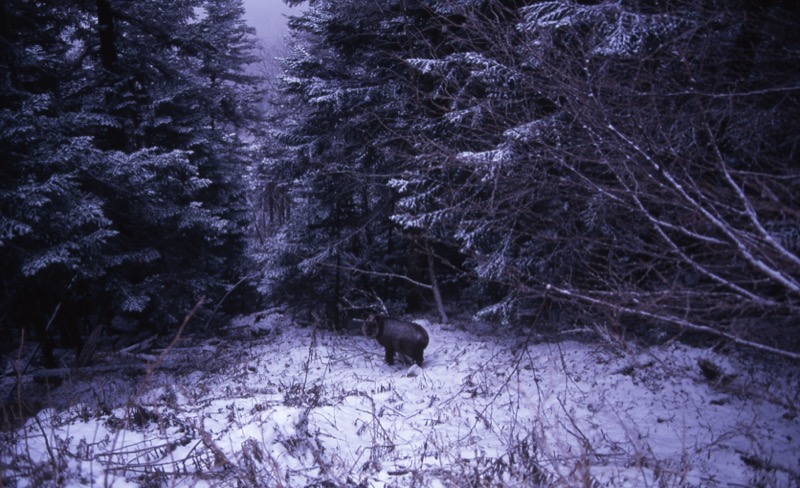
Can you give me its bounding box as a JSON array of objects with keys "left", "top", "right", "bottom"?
[{"left": 362, "top": 313, "right": 383, "bottom": 338}]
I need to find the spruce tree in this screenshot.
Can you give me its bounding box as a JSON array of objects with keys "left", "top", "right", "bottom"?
[
  {"left": 1, "top": 0, "right": 262, "bottom": 365},
  {"left": 260, "top": 0, "right": 443, "bottom": 324},
  {"left": 265, "top": 0, "right": 800, "bottom": 356}
]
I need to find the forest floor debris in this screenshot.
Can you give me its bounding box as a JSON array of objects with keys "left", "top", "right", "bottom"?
[{"left": 2, "top": 312, "right": 799, "bottom": 487}]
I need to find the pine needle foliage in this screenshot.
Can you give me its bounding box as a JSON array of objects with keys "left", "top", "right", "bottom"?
[
  {"left": 263, "top": 0, "right": 800, "bottom": 356},
  {"left": 1, "top": 0, "right": 262, "bottom": 362}
]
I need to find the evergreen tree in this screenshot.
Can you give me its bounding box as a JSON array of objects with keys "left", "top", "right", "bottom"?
[
  {"left": 266, "top": 0, "right": 800, "bottom": 356},
  {"left": 1, "top": 0, "right": 262, "bottom": 365},
  {"left": 259, "top": 0, "right": 455, "bottom": 325},
  {"left": 1, "top": 1, "right": 117, "bottom": 365},
  {"left": 399, "top": 0, "right": 800, "bottom": 353},
  {"left": 72, "top": 0, "right": 262, "bottom": 328}
]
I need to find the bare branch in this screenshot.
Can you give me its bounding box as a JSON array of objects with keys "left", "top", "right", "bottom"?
[{"left": 544, "top": 284, "right": 800, "bottom": 361}]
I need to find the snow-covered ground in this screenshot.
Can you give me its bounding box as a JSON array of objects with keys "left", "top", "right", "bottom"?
[{"left": 2, "top": 312, "right": 799, "bottom": 487}]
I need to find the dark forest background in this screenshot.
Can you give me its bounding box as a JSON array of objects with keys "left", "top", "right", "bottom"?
[{"left": 2, "top": 0, "right": 799, "bottom": 368}]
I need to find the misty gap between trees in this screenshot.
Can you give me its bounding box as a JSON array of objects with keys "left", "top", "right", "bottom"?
[{"left": 1, "top": 0, "right": 799, "bottom": 481}]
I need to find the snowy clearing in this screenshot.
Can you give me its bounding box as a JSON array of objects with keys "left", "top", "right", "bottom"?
[{"left": 2, "top": 312, "right": 799, "bottom": 487}]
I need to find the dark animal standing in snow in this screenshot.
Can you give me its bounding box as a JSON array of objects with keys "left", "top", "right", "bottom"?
[{"left": 363, "top": 314, "right": 429, "bottom": 367}]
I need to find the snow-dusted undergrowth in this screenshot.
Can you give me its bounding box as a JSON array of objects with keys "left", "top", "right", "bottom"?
[{"left": 2, "top": 312, "right": 799, "bottom": 487}]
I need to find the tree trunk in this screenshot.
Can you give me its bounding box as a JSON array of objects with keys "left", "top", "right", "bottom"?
[
  {"left": 96, "top": 0, "right": 117, "bottom": 70},
  {"left": 426, "top": 242, "right": 448, "bottom": 323}
]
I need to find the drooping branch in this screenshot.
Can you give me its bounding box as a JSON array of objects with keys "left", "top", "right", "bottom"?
[
  {"left": 320, "top": 262, "right": 433, "bottom": 290},
  {"left": 543, "top": 283, "right": 800, "bottom": 361},
  {"left": 706, "top": 123, "right": 800, "bottom": 270},
  {"left": 607, "top": 123, "right": 800, "bottom": 297}
]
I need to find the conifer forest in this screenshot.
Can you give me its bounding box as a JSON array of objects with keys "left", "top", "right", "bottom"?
[{"left": 1, "top": 1, "right": 799, "bottom": 486}]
